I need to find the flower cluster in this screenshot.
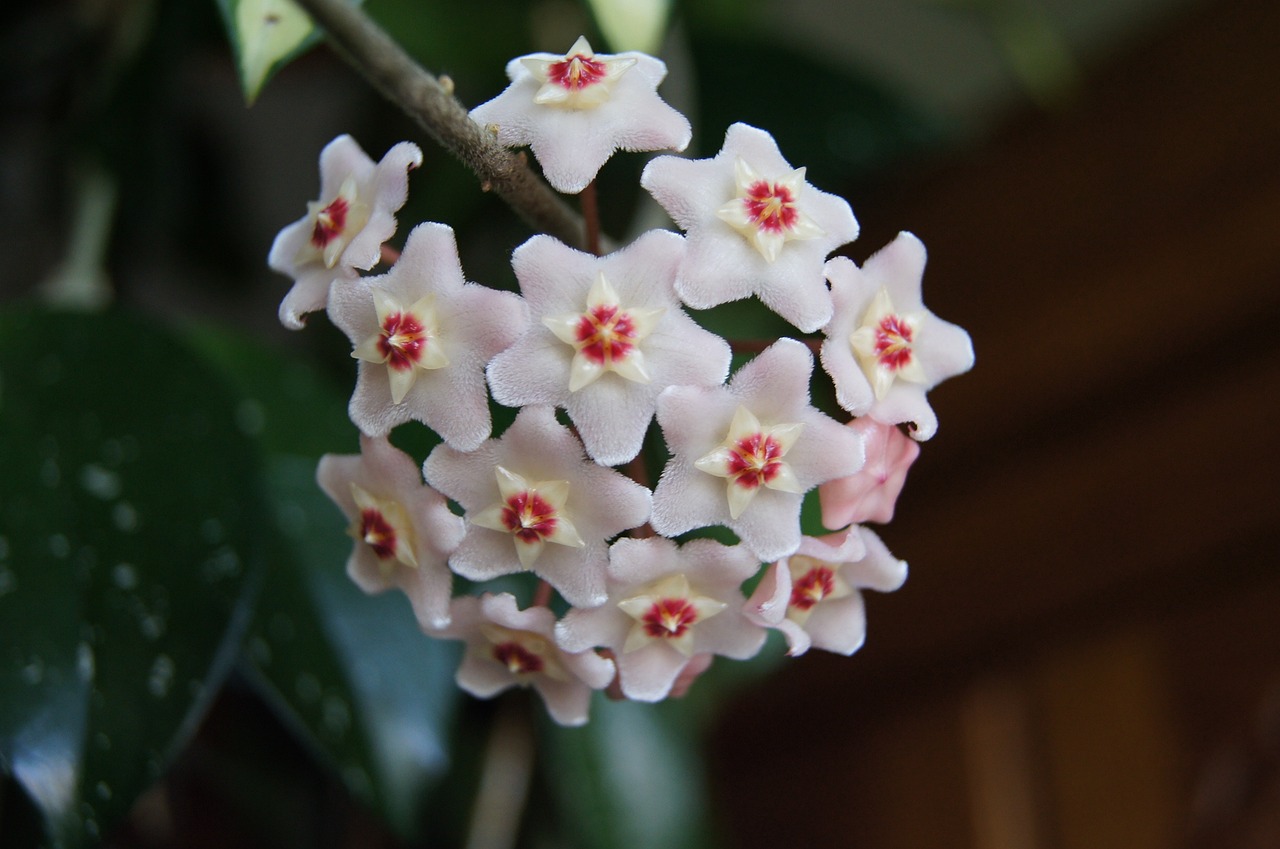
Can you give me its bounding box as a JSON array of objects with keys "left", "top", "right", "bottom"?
[{"left": 269, "top": 37, "right": 973, "bottom": 725}]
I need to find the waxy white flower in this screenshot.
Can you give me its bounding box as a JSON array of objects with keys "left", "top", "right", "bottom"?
[
  {"left": 269, "top": 135, "right": 422, "bottom": 329},
  {"left": 556, "top": 537, "right": 765, "bottom": 702},
  {"left": 745, "top": 527, "right": 907, "bottom": 656},
  {"left": 316, "top": 435, "right": 466, "bottom": 629},
  {"left": 440, "top": 593, "right": 615, "bottom": 726},
  {"left": 487, "top": 231, "right": 731, "bottom": 465},
  {"left": 469, "top": 36, "right": 691, "bottom": 193},
  {"left": 328, "top": 222, "right": 528, "bottom": 451},
  {"left": 641, "top": 123, "right": 859, "bottom": 332},
  {"left": 819, "top": 232, "right": 975, "bottom": 440},
  {"left": 650, "top": 339, "right": 866, "bottom": 561},
  {"left": 423, "top": 406, "right": 652, "bottom": 607}
]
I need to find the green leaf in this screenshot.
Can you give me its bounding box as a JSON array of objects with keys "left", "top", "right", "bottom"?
[
  {"left": 216, "top": 0, "right": 324, "bottom": 105},
  {"left": 187, "top": 325, "right": 462, "bottom": 838},
  {"left": 0, "top": 307, "right": 267, "bottom": 848},
  {"left": 246, "top": 455, "right": 462, "bottom": 838},
  {"left": 537, "top": 697, "right": 716, "bottom": 849}
]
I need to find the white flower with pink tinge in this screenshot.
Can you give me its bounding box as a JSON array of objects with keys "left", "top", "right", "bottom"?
[
  {"left": 641, "top": 123, "right": 859, "bottom": 332},
  {"left": 556, "top": 537, "right": 765, "bottom": 702},
  {"left": 424, "top": 405, "right": 651, "bottom": 608},
  {"left": 650, "top": 338, "right": 865, "bottom": 562},
  {"left": 469, "top": 36, "right": 691, "bottom": 194},
  {"left": 486, "top": 231, "right": 731, "bottom": 465},
  {"left": 269, "top": 135, "right": 422, "bottom": 329},
  {"left": 439, "top": 593, "right": 614, "bottom": 726},
  {"left": 316, "top": 435, "right": 466, "bottom": 630},
  {"left": 744, "top": 526, "right": 906, "bottom": 656},
  {"left": 327, "top": 222, "right": 528, "bottom": 451},
  {"left": 819, "top": 232, "right": 975, "bottom": 441},
  {"left": 818, "top": 417, "right": 920, "bottom": 528}
]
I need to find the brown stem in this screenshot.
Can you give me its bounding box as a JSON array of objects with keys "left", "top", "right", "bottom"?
[
  {"left": 463, "top": 697, "right": 534, "bottom": 849},
  {"left": 291, "top": 0, "right": 587, "bottom": 251},
  {"left": 532, "top": 579, "right": 553, "bottom": 608},
  {"left": 580, "top": 181, "right": 601, "bottom": 256}
]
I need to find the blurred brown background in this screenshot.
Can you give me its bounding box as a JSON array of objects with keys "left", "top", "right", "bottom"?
[{"left": 711, "top": 1, "right": 1280, "bottom": 847}]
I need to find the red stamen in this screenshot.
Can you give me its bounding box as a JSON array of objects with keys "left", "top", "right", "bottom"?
[
  {"left": 493, "top": 642, "right": 544, "bottom": 674},
  {"left": 575, "top": 305, "right": 637, "bottom": 364},
  {"left": 790, "top": 566, "right": 836, "bottom": 611},
  {"left": 726, "top": 433, "right": 785, "bottom": 489},
  {"left": 641, "top": 598, "right": 698, "bottom": 639},
  {"left": 548, "top": 54, "right": 609, "bottom": 90},
  {"left": 311, "top": 196, "right": 349, "bottom": 248},
  {"left": 359, "top": 509, "right": 397, "bottom": 560},
  {"left": 874, "top": 315, "right": 914, "bottom": 371},
  {"left": 743, "top": 180, "right": 798, "bottom": 233},
  {"left": 500, "top": 491, "right": 559, "bottom": 544},
  {"left": 377, "top": 312, "right": 427, "bottom": 371}
]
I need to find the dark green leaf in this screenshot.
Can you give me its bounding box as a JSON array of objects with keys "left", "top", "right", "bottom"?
[
  {"left": 0, "top": 307, "right": 267, "bottom": 847},
  {"left": 245, "top": 455, "right": 462, "bottom": 838},
  {"left": 188, "top": 324, "right": 462, "bottom": 838},
  {"left": 537, "top": 697, "right": 716, "bottom": 849}
]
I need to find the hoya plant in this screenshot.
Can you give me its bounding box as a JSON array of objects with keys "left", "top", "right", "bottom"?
[{"left": 1, "top": 0, "right": 974, "bottom": 845}]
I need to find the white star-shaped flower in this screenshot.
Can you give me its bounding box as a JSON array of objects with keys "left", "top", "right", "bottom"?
[
  {"left": 650, "top": 338, "right": 866, "bottom": 561},
  {"left": 439, "top": 593, "right": 615, "bottom": 726},
  {"left": 556, "top": 537, "right": 765, "bottom": 702},
  {"left": 819, "top": 232, "right": 975, "bottom": 440},
  {"left": 268, "top": 135, "right": 422, "bottom": 329},
  {"left": 423, "top": 406, "right": 652, "bottom": 608},
  {"left": 327, "top": 222, "right": 529, "bottom": 451},
  {"left": 641, "top": 123, "right": 859, "bottom": 332},
  {"left": 469, "top": 36, "right": 691, "bottom": 193},
  {"left": 486, "top": 231, "right": 731, "bottom": 465},
  {"left": 744, "top": 527, "right": 907, "bottom": 656},
  {"left": 316, "top": 435, "right": 466, "bottom": 629}
]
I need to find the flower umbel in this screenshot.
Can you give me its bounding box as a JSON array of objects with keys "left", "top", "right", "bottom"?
[{"left": 271, "top": 20, "right": 974, "bottom": 722}]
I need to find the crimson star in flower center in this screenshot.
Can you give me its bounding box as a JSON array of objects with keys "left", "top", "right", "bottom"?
[
  {"left": 543, "top": 273, "right": 663, "bottom": 391},
  {"left": 471, "top": 466, "right": 585, "bottom": 569},
  {"left": 716, "top": 159, "right": 824, "bottom": 263},
  {"left": 694, "top": 406, "right": 805, "bottom": 519},
  {"left": 352, "top": 290, "right": 449, "bottom": 404}
]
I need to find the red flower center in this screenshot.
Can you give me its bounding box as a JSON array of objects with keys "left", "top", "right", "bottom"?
[
  {"left": 790, "top": 566, "right": 836, "bottom": 611},
  {"left": 359, "top": 509, "right": 397, "bottom": 560},
  {"left": 493, "top": 642, "right": 544, "bottom": 675},
  {"left": 547, "top": 53, "right": 609, "bottom": 90},
  {"left": 377, "top": 311, "right": 428, "bottom": 371},
  {"left": 874, "top": 315, "right": 914, "bottom": 370},
  {"left": 743, "top": 180, "right": 799, "bottom": 233},
  {"left": 575, "top": 304, "right": 637, "bottom": 365},
  {"left": 311, "top": 196, "right": 349, "bottom": 248},
  {"left": 641, "top": 598, "right": 699, "bottom": 639},
  {"left": 500, "top": 491, "right": 559, "bottom": 545},
  {"left": 726, "top": 433, "right": 786, "bottom": 489}
]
